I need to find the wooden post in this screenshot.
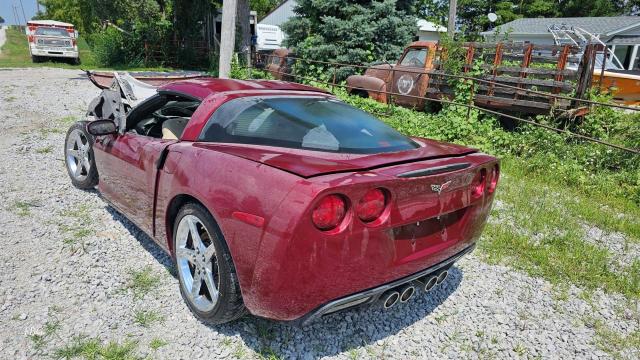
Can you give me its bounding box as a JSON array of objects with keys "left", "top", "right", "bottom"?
[
  {"left": 219, "top": 0, "right": 237, "bottom": 79},
  {"left": 447, "top": 0, "right": 457, "bottom": 37}
]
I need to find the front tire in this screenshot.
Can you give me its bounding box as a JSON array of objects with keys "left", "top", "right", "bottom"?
[
  {"left": 64, "top": 121, "right": 99, "bottom": 189},
  {"left": 173, "top": 203, "right": 246, "bottom": 324}
]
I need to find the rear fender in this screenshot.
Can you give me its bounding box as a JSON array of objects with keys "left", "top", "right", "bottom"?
[{"left": 346, "top": 75, "right": 388, "bottom": 103}]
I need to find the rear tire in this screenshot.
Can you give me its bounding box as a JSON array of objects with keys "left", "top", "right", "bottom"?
[
  {"left": 31, "top": 55, "right": 41, "bottom": 63},
  {"left": 173, "top": 203, "right": 247, "bottom": 324},
  {"left": 64, "top": 121, "right": 99, "bottom": 189}
]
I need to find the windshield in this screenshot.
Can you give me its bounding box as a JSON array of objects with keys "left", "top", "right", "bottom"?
[
  {"left": 199, "top": 96, "right": 419, "bottom": 154},
  {"left": 400, "top": 48, "right": 428, "bottom": 67},
  {"left": 35, "top": 27, "right": 70, "bottom": 37}
]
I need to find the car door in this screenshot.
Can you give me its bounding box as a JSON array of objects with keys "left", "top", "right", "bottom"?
[
  {"left": 391, "top": 46, "right": 432, "bottom": 108},
  {"left": 92, "top": 94, "right": 177, "bottom": 235}
]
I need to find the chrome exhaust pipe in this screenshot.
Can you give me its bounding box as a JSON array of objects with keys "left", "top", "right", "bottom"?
[
  {"left": 436, "top": 270, "right": 448, "bottom": 285},
  {"left": 399, "top": 284, "right": 416, "bottom": 303},
  {"left": 380, "top": 290, "right": 400, "bottom": 309},
  {"left": 423, "top": 275, "right": 438, "bottom": 292}
]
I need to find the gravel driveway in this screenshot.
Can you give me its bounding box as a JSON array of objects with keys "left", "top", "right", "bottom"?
[{"left": 0, "top": 68, "right": 637, "bottom": 359}]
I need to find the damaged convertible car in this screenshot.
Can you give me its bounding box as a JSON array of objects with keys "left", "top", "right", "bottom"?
[{"left": 64, "top": 73, "right": 499, "bottom": 325}]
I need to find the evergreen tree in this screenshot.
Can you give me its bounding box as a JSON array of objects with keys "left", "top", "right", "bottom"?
[{"left": 282, "top": 0, "right": 418, "bottom": 79}]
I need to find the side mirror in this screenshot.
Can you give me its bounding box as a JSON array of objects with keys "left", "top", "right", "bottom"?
[{"left": 87, "top": 119, "right": 117, "bottom": 136}]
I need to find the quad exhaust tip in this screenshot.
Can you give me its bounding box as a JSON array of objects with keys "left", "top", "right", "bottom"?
[
  {"left": 381, "top": 290, "right": 400, "bottom": 309},
  {"left": 399, "top": 284, "right": 416, "bottom": 303},
  {"left": 423, "top": 275, "right": 438, "bottom": 292},
  {"left": 436, "top": 270, "right": 448, "bottom": 285}
]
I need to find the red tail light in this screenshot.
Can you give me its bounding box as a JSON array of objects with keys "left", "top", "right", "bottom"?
[
  {"left": 312, "top": 194, "right": 347, "bottom": 230},
  {"left": 356, "top": 188, "right": 386, "bottom": 222},
  {"left": 72, "top": 39, "right": 77, "bottom": 46},
  {"left": 28, "top": 35, "right": 34, "bottom": 43},
  {"left": 488, "top": 165, "right": 499, "bottom": 193},
  {"left": 471, "top": 168, "right": 486, "bottom": 199}
]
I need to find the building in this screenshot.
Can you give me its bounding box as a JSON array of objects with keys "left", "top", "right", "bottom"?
[
  {"left": 481, "top": 17, "right": 640, "bottom": 71},
  {"left": 258, "top": 0, "right": 446, "bottom": 45},
  {"left": 416, "top": 19, "right": 446, "bottom": 41},
  {"left": 259, "top": 0, "right": 297, "bottom": 28}
]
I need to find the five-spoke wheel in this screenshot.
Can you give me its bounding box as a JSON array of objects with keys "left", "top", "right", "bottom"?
[
  {"left": 173, "top": 203, "right": 246, "bottom": 324},
  {"left": 176, "top": 214, "right": 220, "bottom": 312},
  {"left": 64, "top": 121, "right": 98, "bottom": 189}
]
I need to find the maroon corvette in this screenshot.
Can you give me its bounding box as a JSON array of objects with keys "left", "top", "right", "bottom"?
[{"left": 64, "top": 75, "right": 499, "bottom": 325}]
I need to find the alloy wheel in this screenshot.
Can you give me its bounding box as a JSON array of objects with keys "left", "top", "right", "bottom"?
[
  {"left": 66, "top": 129, "right": 91, "bottom": 181},
  {"left": 176, "top": 215, "right": 220, "bottom": 312}
]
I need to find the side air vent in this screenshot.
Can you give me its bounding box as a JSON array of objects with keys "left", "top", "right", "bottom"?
[{"left": 397, "top": 163, "right": 471, "bottom": 178}]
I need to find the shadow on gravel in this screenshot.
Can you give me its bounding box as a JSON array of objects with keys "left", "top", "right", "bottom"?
[
  {"left": 105, "top": 205, "right": 176, "bottom": 277},
  {"left": 215, "top": 267, "right": 464, "bottom": 358},
  {"left": 104, "top": 203, "right": 463, "bottom": 357}
]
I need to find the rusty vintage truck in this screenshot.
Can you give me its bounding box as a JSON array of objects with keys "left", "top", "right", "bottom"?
[{"left": 346, "top": 41, "right": 602, "bottom": 115}]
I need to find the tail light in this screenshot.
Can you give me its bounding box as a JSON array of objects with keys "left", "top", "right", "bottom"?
[
  {"left": 312, "top": 194, "right": 347, "bottom": 231},
  {"left": 28, "top": 35, "right": 34, "bottom": 43},
  {"left": 471, "top": 168, "right": 486, "bottom": 199},
  {"left": 488, "top": 165, "right": 499, "bottom": 193},
  {"left": 72, "top": 39, "right": 77, "bottom": 46},
  {"left": 356, "top": 188, "right": 387, "bottom": 222}
]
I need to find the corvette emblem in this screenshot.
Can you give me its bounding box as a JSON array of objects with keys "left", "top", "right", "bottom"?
[{"left": 431, "top": 180, "right": 452, "bottom": 194}]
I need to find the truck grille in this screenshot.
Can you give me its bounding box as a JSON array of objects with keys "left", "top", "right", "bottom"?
[{"left": 36, "top": 38, "right": 71, "bottom": 47}]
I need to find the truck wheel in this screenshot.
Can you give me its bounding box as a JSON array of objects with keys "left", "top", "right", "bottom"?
[
  {"left": 31, "top": 55, "right": 41, "bottom": 63},
  {"left": 173, "top": 203, "right": 247, "bottom": 324},
  {"left": 64, "top": 121, "right": 99, "bottom": 189},
  {"left": 72, "top": 57, "right": 81, "bottom": 65}
]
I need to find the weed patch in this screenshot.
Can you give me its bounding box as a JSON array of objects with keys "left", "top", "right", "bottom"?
[
  {"left": 125, "top": 267, "right": 161, "bottom": 299},
  {"left": 133, "top": 310, "right": 163, "bottom": 327}
]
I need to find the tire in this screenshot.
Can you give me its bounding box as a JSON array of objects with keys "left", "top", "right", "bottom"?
[
  {"left": 173, "top": 202, "right": 247, "bottom": 324},
  {"left": 64, "top": 121, "right": 99, "bottom": 189},
  {"left": 31, "top": 55, "right": 41, "bottom": 63},
  {"left": 72, "top": 57, "right": 81, "bottom": 65}
]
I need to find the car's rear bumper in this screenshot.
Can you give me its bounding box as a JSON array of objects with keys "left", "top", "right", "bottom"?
[{"left": 290, "top": 243, "right": 475, "bottom": 326}]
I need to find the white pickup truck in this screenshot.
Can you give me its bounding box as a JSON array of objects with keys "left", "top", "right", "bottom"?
[{"left": 26, "top": 20, "right": 80, "bottom": 64}]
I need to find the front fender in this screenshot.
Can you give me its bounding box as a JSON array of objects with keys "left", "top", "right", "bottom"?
[{"left": 346, "top": 75, "right": 388, "bottom": 103}]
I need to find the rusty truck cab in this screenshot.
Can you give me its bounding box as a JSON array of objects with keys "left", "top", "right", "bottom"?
[{"left": 389, "top": 41, "right": 438, "bottom": 108}]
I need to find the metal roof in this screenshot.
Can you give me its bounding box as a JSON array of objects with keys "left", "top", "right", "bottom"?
[
  {"left": 259, "top": 0, "right": 297, "bottom": 27},
  {"left": 482, "top": 17, "right": 640, "bottom": 37},
  {"left": 27, "top": 20, "right": 75, "bottom": 27}
]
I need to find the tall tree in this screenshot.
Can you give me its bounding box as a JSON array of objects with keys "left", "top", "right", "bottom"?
[{"left": 283, "top": 0, "right": 417, "bottom": 79}]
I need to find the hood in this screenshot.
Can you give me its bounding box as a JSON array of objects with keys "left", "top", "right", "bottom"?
[{"left": 195, "top": 137, "right": 476, "bottom": 178}]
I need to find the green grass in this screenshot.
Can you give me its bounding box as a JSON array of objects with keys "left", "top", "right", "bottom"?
[
  {"left": 11, "top": 200, "right": 37, "bottom": 216},
  {"left": 58, "top": 204, "right": 94, "bottom": 254},
  {"left": 36, "top": 145, "right": 54, "bottom": 154},
  {"left": 479, "top": 160, "right": 640, "bottom": 299},
  {"left": 126, "top": 267, "right": 161, "bottom": 299},
  {"left": 53, "top": 336, "right": 139, "bottom": 360},
  {"left": 133, "top": 310, "right": 163, "bottom": 328},
  {"left": 148, "top": 338, "right": 167, "bottom": 351}
]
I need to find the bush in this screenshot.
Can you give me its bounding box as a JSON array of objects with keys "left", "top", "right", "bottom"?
[{"left": 90, "top": 28, "right": 126, "bottom": 66}]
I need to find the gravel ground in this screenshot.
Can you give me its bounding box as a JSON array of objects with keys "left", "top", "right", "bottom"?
[{"left": 0, "top": 68, "right": 638, "bottom": 359}]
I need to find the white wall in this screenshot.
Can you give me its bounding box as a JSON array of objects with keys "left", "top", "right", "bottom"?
[{"left": 417, "top": 31, "right": 441, "bottom": 42}]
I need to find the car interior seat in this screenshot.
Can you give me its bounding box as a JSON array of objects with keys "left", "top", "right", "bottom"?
[{"left": 162, "top": 117, "right": 190, "bottom": 140}]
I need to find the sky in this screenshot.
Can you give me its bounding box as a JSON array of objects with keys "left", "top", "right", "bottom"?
[{"left": 0, "top": 0, "right": 39, "bottom": 25}]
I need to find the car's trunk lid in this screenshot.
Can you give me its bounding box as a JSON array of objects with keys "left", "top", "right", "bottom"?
[{"left": 195, "top": 137, "right": 476, "bottom": 177}]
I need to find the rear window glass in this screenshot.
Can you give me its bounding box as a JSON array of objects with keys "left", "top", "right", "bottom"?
[
  {"left": 35, "top": 27, "right": 70, "bottom": 37},
  {"left": 199, "top": 96, "right": 418, "bottom": 154}
]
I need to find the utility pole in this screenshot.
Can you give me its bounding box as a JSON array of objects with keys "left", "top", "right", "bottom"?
[
  {"left": 12, "top": 5, "right": 20, "bottom": 26},
  {"left": 219, "top": 0, "right": 237, "bottom": 79},
  {"left": 18, "top": 0, "right": 28, "bottom": 24},
  {"left": 447, "top": 0, "right": 457, "bottom": 37}
]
